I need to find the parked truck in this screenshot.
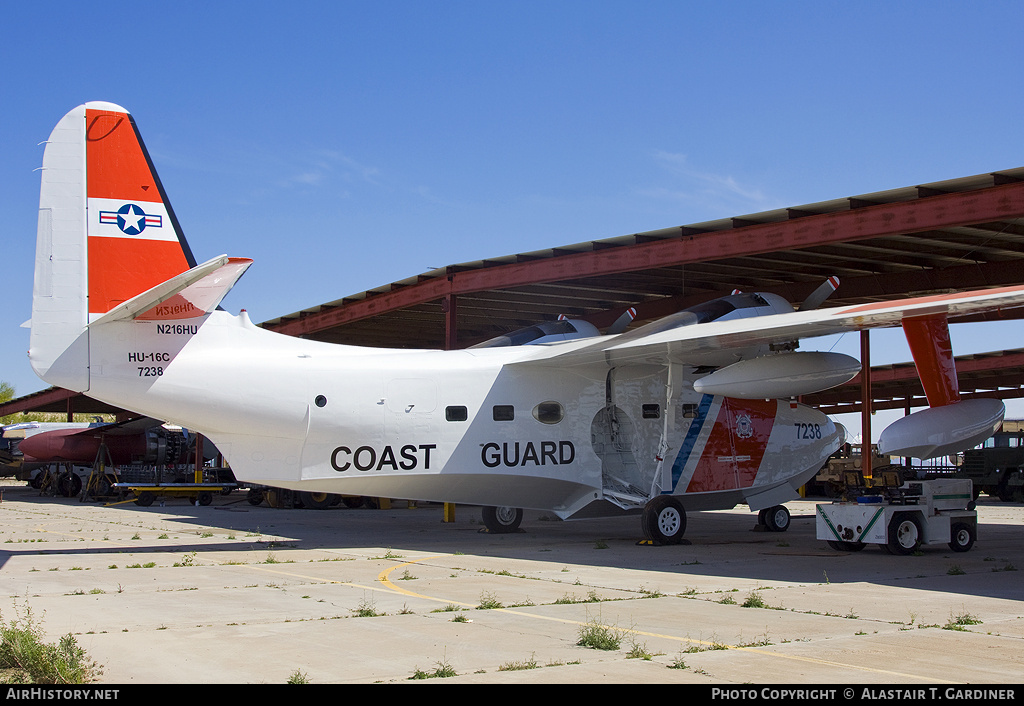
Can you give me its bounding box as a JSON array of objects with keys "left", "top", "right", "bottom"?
[{"left": 958, "top": 420, "right": 1024, "bottom": 502}]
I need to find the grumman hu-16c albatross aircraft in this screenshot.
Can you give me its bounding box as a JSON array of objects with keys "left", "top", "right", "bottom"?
[{"left": 28, "top": 103, "right": 1024, "bottom": 543}]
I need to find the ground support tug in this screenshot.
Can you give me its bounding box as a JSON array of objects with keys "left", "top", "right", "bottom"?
[{"left": 816, "top": 478, "right": 977, "bottom": 554}]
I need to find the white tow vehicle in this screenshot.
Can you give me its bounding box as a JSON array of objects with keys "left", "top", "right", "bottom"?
[{"left": 816, "top": 479, "right": 977, "bottom": 554}]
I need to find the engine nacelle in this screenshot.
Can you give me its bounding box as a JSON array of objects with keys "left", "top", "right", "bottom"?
[
  {"left": 471, "top": 319, "right": 600, "bottom": 348},
  {"left": 692, "top": 351, "right": 861, "bottom": 399},
  {"left": 878, "top": 398, "right": 1005, "bottom": 459}
]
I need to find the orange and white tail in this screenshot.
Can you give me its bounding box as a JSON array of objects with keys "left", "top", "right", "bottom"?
[{"left": 30, "top": 102, "right": 249, "bottom": 391}]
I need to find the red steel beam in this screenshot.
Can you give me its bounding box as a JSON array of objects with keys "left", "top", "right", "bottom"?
[
  {"left": 0, "top": 387, "right": 78, "bottom": 418},
  {"left": 267, "top": 180, "right": 1024, "bottom": 337}
]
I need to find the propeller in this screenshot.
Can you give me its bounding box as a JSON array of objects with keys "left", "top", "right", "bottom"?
[
  {"left": 798, "top": 276, "right": 840, "bottom": 311},
  {"left": 606, "top": 307, "right": 636, "bottom": 335}
]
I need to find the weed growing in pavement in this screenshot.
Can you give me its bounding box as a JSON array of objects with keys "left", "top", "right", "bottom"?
[
  {"left": 0, "top": 601, "right": 101, "bottom": 683},
  {"left": 576, "top": 612, "right": 625, "bottom": 651}
]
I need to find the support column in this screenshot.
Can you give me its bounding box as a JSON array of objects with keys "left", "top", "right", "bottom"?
[
  {"left": 443, "top": 292, "right": 458, "bottom": 351},
  {"left": 860, "top": 330, "right": 872, "bottom": 480},
  {"left": 904, "top": 397, "right": 913, "bottom": 474}
]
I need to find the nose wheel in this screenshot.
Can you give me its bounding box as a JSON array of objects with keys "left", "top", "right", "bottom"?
[{"left": 758, "top": 505, "right": 791, "bottom": 532}]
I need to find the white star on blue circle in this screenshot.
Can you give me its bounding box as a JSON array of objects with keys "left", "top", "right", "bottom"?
[{"left": 116, "top": 203, "right": 146, "bottom": 235}]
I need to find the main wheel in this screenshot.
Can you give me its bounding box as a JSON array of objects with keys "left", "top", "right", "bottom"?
[
  {"left": 642, "top": 496, "right": 687, "bottom": 545},
  {"left": 481, "top": 506, "right": 523, "bottom": 533},
  {"left": 948, "top": 522, "right": 976, "bottom": 552},
  {"left": 299, "top": 491, "right": 334, "bottom": 509},
  {"left": 57, "top": 471, "right": 81, "bottom": 498},
  {"left": 763, "top": 505, "right": 791, "bottom": 532},
  {"left": 887, "top": 513, "right": 923, "bottom": 555}
]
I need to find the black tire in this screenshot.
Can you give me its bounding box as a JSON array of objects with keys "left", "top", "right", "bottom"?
[
  {"left": 481, "top": 506, "right": 523, "bottom": 533},
  {"left": 827, "top": 540, "right": 866, "bottom": 552},
  {"left": 342, "top": 496, "right": 365, "bottom": 509},
  {"left": 887, "top": 513, "right": 923, "bottom": 555},
  {"left": 299, "top": 491, "right": 334, "bottom": 509},
  {"left": 948, "top": 522, "right": 976, "bottom": 552},
  {"left": 246, "top": 488, "right": 265, "bottom": 506},
  {"left": 197, "top": 491, "right": 213, "bottom": 506},
  {"left": 642, "top": 496, "right": 687, "bottom": 545},
  {"left": 58, "top": 471, "right": 81, "bottom": 498},
  {"left": 763, "top": 505, "right": 791, "bottom": 532},
  {"left": 135, "top": 491, "right": 155, "bottom": 507},
  {"left": 91, "top": 474, "right": 115, "bottom": 498}
]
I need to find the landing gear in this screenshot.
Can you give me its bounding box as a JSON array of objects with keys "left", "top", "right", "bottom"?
[
  {"left": 641, "top": 496, "right": 687, "bottom": 544},
  {"left": 481, "top": 506, "right": 523, "bottom": 533},
  {"left": 298, "top": 491, "right": 334, "bottom": 509},
  {"left": 759, "top": 505, "right": 791, "bottom": 532}
]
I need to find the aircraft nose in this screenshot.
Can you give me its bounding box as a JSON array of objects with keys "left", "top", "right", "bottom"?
[{"left": 834, "top": 422, "right": 847, "bottom": 447}]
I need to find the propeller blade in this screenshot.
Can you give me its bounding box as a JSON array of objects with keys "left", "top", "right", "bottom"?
[
  {"left": 799, "top": 276, "right": 840, "bottom": 311},
  {"left": 607, "top": 307, "right": 637, "bottom": 335}
]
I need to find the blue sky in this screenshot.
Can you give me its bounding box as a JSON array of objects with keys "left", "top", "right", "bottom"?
[{"left": 2, "top": 2, "right": 1023, "bottom": 438}]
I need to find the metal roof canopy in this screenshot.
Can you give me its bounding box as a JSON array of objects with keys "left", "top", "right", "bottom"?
[
  {"left": 263, "top": 168, "right": 1024, "bottom": 353},
  {"left": 6, "top": 167, "right": 1024, "bottom": 420}
]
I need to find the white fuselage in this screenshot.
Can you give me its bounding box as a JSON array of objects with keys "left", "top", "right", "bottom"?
[{"left": 85, "top": 309, "right": 843, "bottom": 518}]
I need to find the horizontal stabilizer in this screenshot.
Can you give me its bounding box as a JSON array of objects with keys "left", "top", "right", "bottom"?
[{"left": 89, "top": 255, "right": 252, "bottom": 326}]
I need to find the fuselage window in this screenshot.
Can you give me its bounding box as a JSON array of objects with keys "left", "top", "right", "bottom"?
[
  {"left": 533, "top": 401, "right": 564, "bottom": 424},
  {"left": 493, "top": 405, "right": 515, "bottom": 421},
  {"left": 681, "top": 403, "right": 698, "bottom": 419},
  {"left": 642, "top": 404, "right": 660, "bottom": 419},
  {"left": 446, "top": 405, "right": 468, "bottom": 422}
]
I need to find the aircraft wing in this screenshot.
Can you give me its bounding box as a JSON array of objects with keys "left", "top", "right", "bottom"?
[{"left": 512, "top": 283, "right": 1024, "bottom": 369}]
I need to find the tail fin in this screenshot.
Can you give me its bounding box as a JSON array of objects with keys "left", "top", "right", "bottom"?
[{"left": 30, "top": 102, "right": 198, "bottom": 390}]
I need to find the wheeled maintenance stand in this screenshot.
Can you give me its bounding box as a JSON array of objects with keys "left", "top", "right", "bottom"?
[{"left": 816, "top": 478, "right": 977, "bottom": 554}]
